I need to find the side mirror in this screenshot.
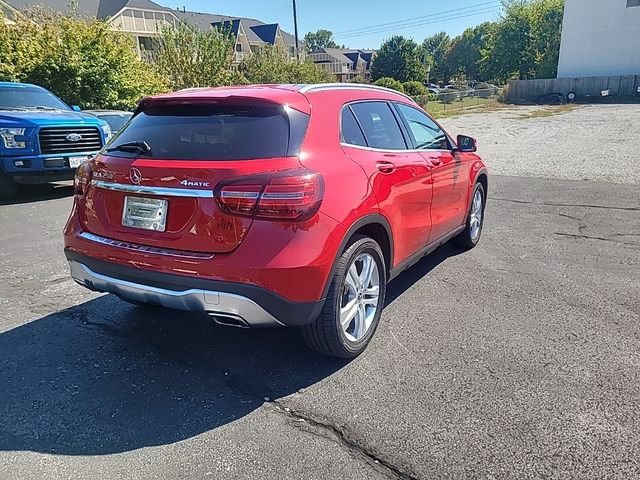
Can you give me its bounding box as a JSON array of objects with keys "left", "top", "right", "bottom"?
[
  {"left": 71, "top": 105, "right": 81, "bottom": 112},
  {"left": 456, "top": 134, "right": 477, "bottom": 153}
]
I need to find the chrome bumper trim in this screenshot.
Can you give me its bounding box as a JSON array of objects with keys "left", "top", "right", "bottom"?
[
  {"left": 79, "top": 231, "right": 214, "bottom": 259},
  {"left": 69, "top": 260, "right": 283, "bottom": 327},
  {"left": 91, "top": 180, "right": 214, "bottom": 198}
]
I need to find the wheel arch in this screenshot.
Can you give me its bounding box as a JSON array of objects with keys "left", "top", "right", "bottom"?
[{"left": 321, "top": 214, "right": 394, "bottom": 298}]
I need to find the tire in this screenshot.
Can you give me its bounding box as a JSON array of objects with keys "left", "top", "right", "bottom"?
[
  {"left": 0, "top": 172, "right": 18, "bottom": 201},
  {"left": 302, "top": 235, "right": 386, "bottom": 359},
  {"left": 452, "top": 182, "right": 486, "bottom": 250},
  {"left": 567, "top": 92, "right": 576, "bottom": 103}
]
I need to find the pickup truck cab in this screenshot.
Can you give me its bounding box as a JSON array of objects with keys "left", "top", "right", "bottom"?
[{"left": 0, "top": 82, "right": 111, "bottom": 199}]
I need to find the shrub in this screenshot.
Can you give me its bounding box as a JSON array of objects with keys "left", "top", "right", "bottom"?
[
  {"left": 349, "top": 76, "right": 368, "bottom": 84},
  {"left": 241, "top": 44, "right": 334, "bottom": 84},
  {"left": 0, "top": 9, "right": 167, "bottom": 109},
  {"left": 373, "top": 77, "right": 405, "bottom": 93},
  {"left": 402, "top": 81, "right": 428, "bottom": 98},
  {"left": 155, "top": 22, "right": 237, "bottom": 90}
]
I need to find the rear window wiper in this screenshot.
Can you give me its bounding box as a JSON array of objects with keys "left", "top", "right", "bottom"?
[{"left": 106, "top": 141, "right": 152, "bottom": 155}]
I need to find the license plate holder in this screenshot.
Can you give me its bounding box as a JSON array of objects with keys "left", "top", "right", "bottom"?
[
  {"left": 69, "top": 156, "right": 87, "bottom": 168},
  {"left": 122, "top": 196, "right": 168, "bottom": 232}
]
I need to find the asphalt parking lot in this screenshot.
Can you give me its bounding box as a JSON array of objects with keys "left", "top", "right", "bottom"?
[{"left": 1, "top": 104, "right": 639, "bottom": 479}]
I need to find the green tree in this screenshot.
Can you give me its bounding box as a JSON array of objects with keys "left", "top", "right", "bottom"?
[
  {"left": 303, "top": 29, "right": 340, "bottom": 53},
  {"left": 155, "top": 22, "right": 241, "bottom": 90},
  {"left": 402, "top": 80, "right": 427, "bottom": 98},
  {"left": 241, "top": 43, "right": 334, "bottom": 84},
  {"left": 421, "top": 32, "right": 451, "bottom": 83},
  {"left": 0, "top": 9, "right": 167, "bottom": 109},
  {"left": 373, "top": 77, "right": 405, "bottom": 93},
  {"left": 481, "top": 0, "right": 564, "bottom": 82},
  {"left": 443, "top": 23, "right": 492, "bottom": 81},
  {"left": 371, "top": 35, "right": 426, "bottom": 83}
]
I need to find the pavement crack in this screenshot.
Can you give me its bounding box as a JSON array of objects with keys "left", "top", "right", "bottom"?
[
  {"left": 554, "top": 232, "right": 640, "bottom": 247},
  {"left": 493, "top": 198, "right": 640, "bottom": 212},
  {"left": 559, "top": 213, "right": 587, "bottom": 233},
  {"left": 268, "top": 402, "right": 420, "bottom": 480}
]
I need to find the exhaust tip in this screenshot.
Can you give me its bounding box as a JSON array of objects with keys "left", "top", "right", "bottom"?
[{"left": 209, "top": 313, "right": 251, "bottom": 329}]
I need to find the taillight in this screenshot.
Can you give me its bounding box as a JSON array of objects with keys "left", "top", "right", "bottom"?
[
  {"left": 74, "top": 161, "right": 93, "bottom": 197},
  {"left": 216, "top": 168, "right": 324, "bottom": 221}
]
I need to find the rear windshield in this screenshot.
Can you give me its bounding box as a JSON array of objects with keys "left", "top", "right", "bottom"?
[{"left": 106, "top": 103, "right": 309, "bottom": 160}]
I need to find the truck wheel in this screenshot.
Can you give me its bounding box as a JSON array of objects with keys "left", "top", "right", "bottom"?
[
  {"left": 0, "top": 172, "right": 18, "bottom": 200},
  {"left": 302, "top": 235, "right": 386, "bottom": 359}
]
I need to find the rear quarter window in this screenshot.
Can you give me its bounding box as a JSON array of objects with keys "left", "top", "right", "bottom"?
[{"left": 107, "top": 104, "right": 309, "bottom": 160}]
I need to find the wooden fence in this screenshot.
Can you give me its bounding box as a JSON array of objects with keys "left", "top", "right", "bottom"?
[{"left": 507, "top": 75, "right": 640, "bottom": 102}]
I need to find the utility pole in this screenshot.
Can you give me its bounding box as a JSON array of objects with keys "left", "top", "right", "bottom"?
[{"left": 292, "top": 0, "right": 300, "bottom": 60}]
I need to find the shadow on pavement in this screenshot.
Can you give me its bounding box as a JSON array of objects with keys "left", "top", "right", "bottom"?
[
  {"left": 0, "top": 183, "right": 73, "bottom": 206},
  {"left": 0, "top": 295, "right": 346, "bottom": 456},
  {"left": 385, "top": 243, "right": 464, "bottom": 305},
  {"left": 0, "top": 242, "right": 462, "bottom": 456}
]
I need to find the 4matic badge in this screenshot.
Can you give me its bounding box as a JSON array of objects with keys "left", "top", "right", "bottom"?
[{"left": 180, "top": 180, "right": 210, "bottom": 187}]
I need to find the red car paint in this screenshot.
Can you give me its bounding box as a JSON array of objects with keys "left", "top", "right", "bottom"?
[{"left": 64, "top": 84, "right": 486, "bottom": 312}]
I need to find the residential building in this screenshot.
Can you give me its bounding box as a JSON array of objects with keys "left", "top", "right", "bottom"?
[
  {"left": 557, "top": 0, "right": 640, "bottom": 78},
  {"left": 1, "top": 0, "right": 298, "bottom": 63},
  {"left": 310, "top": 48, "right": 376, "bottom": 82}
]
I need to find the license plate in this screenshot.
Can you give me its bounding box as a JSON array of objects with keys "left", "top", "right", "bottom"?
[
  {"left": 69, "top": 156, "right": 87, "bottom": 168},
  {"left": 122, "top": 196, "right": 168, "bottom": 232}
]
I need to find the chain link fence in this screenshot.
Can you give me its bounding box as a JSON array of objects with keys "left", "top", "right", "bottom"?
[{"left": 416, "top": 87, "right": 503, "bottom": 115}]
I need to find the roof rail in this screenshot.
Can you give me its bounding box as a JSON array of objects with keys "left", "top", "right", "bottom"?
[{"left": 298, "top": 83, "right": 415, "bottom": 102}]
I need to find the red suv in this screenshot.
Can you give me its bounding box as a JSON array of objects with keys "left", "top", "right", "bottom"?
[{"left": 64, "top": 84, "right": 487, "bottom": 358}]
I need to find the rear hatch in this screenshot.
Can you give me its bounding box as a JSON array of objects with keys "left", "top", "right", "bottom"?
[{"left": 78, "top": 96, "right": 310, "bottom": 254}]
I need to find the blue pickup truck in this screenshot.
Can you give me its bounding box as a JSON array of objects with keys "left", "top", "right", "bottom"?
[{"left": 0, "top": 82, "right": 111, "bottom": 199}]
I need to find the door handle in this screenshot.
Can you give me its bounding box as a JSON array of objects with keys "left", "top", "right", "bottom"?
[{"left": 376, "top": 161, "right": 396, "bottom": 174}]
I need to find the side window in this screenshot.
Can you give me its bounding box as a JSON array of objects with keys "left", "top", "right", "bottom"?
[
  {"left": 350, "top": 102, "right": 407, "bottom": 150},
  {"left": 395, "top": 103, "right": 449, "bottom": 150},
  {"left": 340, "top": 107, "right": 367, "bottom": 147}
]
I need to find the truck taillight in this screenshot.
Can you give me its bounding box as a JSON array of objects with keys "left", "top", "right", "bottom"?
[
  {"left": 74, "top": 161, "right": 93, "bottom": 197},
  {"left": 216, "top": 169, "right": 324, "bottom": 222}
]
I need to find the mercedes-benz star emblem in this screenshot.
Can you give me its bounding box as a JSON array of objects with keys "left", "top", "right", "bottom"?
[{"left": 130, "top": 167, "right": 142, "bottom": 185}]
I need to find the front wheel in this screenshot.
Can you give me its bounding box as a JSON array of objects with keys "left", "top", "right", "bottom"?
[
  {"left": 453, "top": 182, "right": 486, "bottom": 250},
  {"left": 302, "top": 236, "right": 386, "bottom": 359}
]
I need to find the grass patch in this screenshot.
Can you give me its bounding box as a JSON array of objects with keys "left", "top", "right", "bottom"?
[
  {"left": 516, "top": 104, "right": 579, "bottom": 119},
  {"left": 425, "top": 98, "right": 507, "bottom": 119}
]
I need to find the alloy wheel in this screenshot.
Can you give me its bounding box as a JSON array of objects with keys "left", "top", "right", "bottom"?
[
  {"left": 470, "top": 189, "right": 483, "bottom": 242},
  {"left": 340, "top": 252, "right": 380, "bottom": 342}
]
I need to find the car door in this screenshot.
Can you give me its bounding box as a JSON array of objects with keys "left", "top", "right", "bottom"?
[
  {"left": 340, "top": 101, "right": 433, "bottom": 265},
  {"left": 393, "top": 102, "right": 469, "bottom": 244}
]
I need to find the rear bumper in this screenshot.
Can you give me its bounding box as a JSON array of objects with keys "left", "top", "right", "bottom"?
[{"left": 65, "top": 250, "right": 325, "bottom": 328}]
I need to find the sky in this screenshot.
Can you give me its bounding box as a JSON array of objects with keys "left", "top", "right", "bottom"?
[{"left": 157, "top": 0, "right": 504, "bottom": 49}]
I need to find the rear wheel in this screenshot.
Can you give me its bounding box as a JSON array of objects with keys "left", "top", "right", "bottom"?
[
  {"left": 0, "top": 172, "right": 18, "bottom": 201},
  {"left": 453, "top": 182, "right": 485, "bottom": 250},
  {"left": 302, "top": 236, "right": 386, "bottom": 359}
]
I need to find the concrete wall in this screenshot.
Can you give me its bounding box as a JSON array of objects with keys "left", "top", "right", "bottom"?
[{"left": 558, "top": 0, "right": 640, "bottom": 78}]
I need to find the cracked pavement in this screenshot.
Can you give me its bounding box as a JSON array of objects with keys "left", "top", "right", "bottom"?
[{"left": 1, "top": 105, "right": 639, "bottom": 479}]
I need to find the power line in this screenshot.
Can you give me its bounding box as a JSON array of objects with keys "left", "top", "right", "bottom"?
[
  {"left": 333, "top": 0, "right": 499, "bottom": 36},
  {"left": 334, "top": 6, "right": 500, "bottom": 40}
]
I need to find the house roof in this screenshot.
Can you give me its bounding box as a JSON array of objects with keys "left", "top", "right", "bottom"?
[
  {"left": 4, "top": 0, "right": 175, "bottom": 18},
  {"left": 5, "top": 0, "right": 297, "bottom": 46},
  {"left": 250, "top": 23, "right": 279, "bottom": 44}
]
